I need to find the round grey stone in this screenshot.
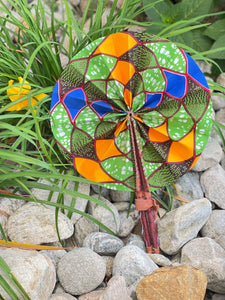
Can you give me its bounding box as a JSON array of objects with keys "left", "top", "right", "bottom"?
[
  {"left": 217, "top": 73, "right": 225, "bottom": 88},
  {"left": 110, "top": 190, "right": 131, "bottom": 202},
  {"left": 113, "top": 202, "right": 135, "bottom": 212},
  {"left": 91, "top": 184, "right": 110, "bottom": 199},
  {"left": 212, "top": 93, "right": 225, "bottom": 111},
  {"left": 57, "top": 247, "right": 106, "bottom": 295},
  {"left": 173, "top": 171, "right": 203, "bottom": 203},
  {"left": 158, "top": 198, "right": 212, "bottom": 255},
  {"left": 148, "top": 253, "right": 172, "bottom": 267},
  {"left": 0, "top": 248, "right": 56, "bottom": 300},
  {"left": 6, "top": 202, "right": 74, "bottom": 244},
  {"left": 0, "top": 196, "right": 25, "bottom": 215},
  {"left": 101, "top": 276, "right": 131, "bottom": 299},
  {"left": 101, "top": 256, "right": 114, "bottom": 277},
  {"left": 196, "top": 60, "right": 212, "bottom": 74},
  {"left": 201, "top": 210, "right": 225, "bottom": 250},
  {"left": 83, "top": 232, "right": 124, "bottom": 255},
  {"left": 200, "top": 164, "right": 225, "bottom": 209},
  {"left": 181, "top": 237, "right": 225, "bottom": 294},
  {"left": 0, "top": 197, "right": 25, "bottom": 239},
  {"left": 118, "top": 212, "right": 136, "bottom": 237},
  {"left": 90, "top": 196, "right": 121, "bottom": 234},
  {"left": 191, "top": 137, "right": 223, "bottom": 172},
  {"left": 112, "top": 245, "right": 158, "bottom": 286},
  {"left": 74, "top": 216, "right": 99, "bottom": 247},
  {"left": 32, "top": 179, "right": 90, "bottom": 224},
  {"left": 40, "top": 249, "right": 66, "bottom": 270},
  {"left": 126, "top": 234, "right": 146, "bottom": 251}
]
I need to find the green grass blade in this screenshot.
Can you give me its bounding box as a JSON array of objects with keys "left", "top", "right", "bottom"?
[
  {"left": 163, "top": 23, "right": 210, "bottom": 38},
  {"left": 0, "top": 275, "right": 20, "bottom": 300},
  {"left": 0, "top": 224, "right": 7, "bottom": 242},
  {"left": 0, "top": 149, "right": 57, "bottom": 172},
  {"left": 0, "top": 256, "right": 31, "bottom": 300}
]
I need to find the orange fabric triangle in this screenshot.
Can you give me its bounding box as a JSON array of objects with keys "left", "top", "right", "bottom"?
[
  {"left": 148, "top": 122, "right": 170, "bottom": 142},
  {"left": 109, "top": 61, "right": 135, "bottom": 85},
  {"left": 96, "top": 139, "right": 122, "bottom": 161},
  {"left": 114, "top": 118, "right": 128, "bottom": 137},
  {"left": 74, "top": 158, "right": 114, "bottom": 182},
  {"left": 133, "top": 115, "right": 144, "bottom": 123},
  {"left": 167, "top": 130, "right": 194, "bottom": 163},
  {"left": 93, "top": 32, "right": 137, "bottom": 57},
  {"left": 124, "top": 88, "right": 132, "bottom": 108}
]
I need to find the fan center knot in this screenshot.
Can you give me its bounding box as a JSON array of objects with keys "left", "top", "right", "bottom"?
[
  {"left": 128, "top": 111, "right": 134, "bottom": 117},
  {"left": 127, "top": 111, "right": 143, "bottom": 124}
]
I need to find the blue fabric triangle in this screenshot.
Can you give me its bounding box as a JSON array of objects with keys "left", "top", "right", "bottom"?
[
  {"left": 164, "top": 70, "right": 186, "bottom": 98},
  {"left": 51, "top": 81, "right": 60, "bottom": 110},
  {"left": 143, "top": 93, "right": 163, "bottom": 109},
  {"left": 185, "top": 52, "right": 209, "bottom": 89},
  {"left": 91, "top": 101, "right": 114, "bottom": 117},
  {"left": 63, "top": 88, "right": 86, "bottom": 120}
]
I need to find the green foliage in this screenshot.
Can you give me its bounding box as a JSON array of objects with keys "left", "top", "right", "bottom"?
[
  {"left": 206, "top": 35, "right": 225, "bottom": 60},
  {"left": 204, "top": 19, "right": 225, "bottom": 41},
  {"left": 204, "top": 17, "right": 225, "bottom": 60},
  {"left": 143, "top": 0, "right": 225, "bottom": 58}
]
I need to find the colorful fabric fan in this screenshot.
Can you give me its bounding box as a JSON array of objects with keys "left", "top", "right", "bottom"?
[{"left": 50, "top": 32, "right": 212, "bottom": 253}]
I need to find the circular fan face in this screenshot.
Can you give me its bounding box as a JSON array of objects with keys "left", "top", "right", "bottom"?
[{"left": 50, "top": 32, "right": 212, "bottom": 191}]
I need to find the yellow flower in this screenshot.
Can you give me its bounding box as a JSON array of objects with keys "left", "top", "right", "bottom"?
[{"left": 6, "top": 77, "right": 47, "bottom": 112}]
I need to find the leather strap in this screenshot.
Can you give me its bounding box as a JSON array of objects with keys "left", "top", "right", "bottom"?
[
  {"left": 135, "top": 198, "right": 155, "bottom": 211},
  {"left": 146, "top": 246, "right": 160, "bottom": 254}
]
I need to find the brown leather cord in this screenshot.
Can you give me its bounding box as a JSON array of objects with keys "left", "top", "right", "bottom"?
[
  {"left": 135, "top": 198, "right": 155, "bottom": 211},
  {"left": 146, "top": 246, "right": 160, "bottom": 254},
  {"left": 128, "top": 114, "right": 160, "bottom": 254}
]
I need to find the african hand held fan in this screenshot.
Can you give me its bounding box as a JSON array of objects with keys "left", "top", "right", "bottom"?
[{"left": 50, "top": 32, "right": 212, "bottom": 253}]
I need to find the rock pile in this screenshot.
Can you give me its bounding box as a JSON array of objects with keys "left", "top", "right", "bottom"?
[{"left": 0, "top": 131, "right": 225, "bottom": 300}]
